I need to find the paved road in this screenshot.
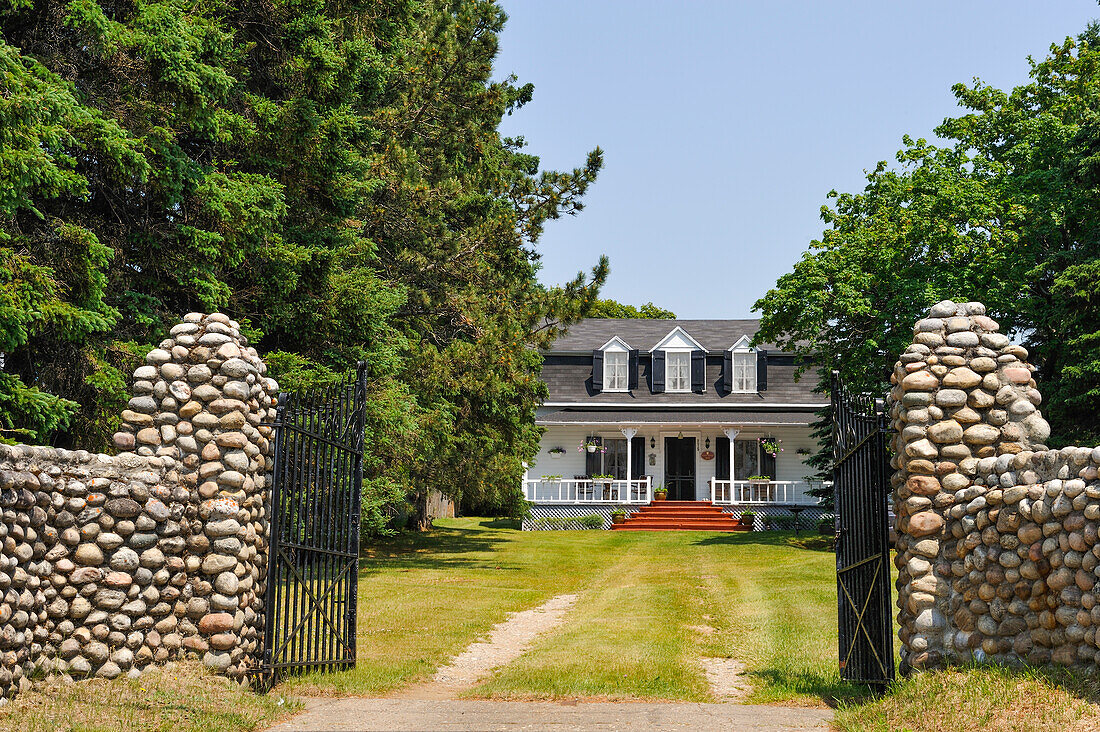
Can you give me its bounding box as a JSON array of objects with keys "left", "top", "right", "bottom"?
[{"left": 267, "top": 697, "right": 833, "bottom": 731}]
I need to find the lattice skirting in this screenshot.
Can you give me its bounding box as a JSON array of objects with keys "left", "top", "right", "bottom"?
[
  {"left": 523, "top": 504, "right": 640, "bottom": 531},
  {"left": 719, "top": 505, "right": 830, "bottom": 533},
  {"left": 523, "top": 503, "right": 830, "bottom": 532}
]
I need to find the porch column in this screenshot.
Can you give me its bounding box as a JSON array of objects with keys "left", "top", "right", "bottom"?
[
  {"left": 621, "top": 427, "right": 638, "bottom": 501},
  {"left": 723, "top": 428, "right": 739, "bottom": 499}
]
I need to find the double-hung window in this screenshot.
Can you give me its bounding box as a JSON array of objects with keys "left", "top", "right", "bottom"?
[
  {"left": 731, "top": 351, "right": 757, "bottom": 392},
  {"left": 667, "top": 351, "right": 690, "bottom": 392},
  {"left": 604, "top": 351, "right": 628, "bottom": 391}
]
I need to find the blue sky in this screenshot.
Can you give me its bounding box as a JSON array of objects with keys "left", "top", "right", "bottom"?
[{"left": 495, "top": 1, "right": 1100, "bottom": 318}]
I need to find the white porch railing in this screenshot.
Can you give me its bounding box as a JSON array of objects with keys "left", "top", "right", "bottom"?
[
  {"left": 709, "top": 479, "right": 826, "bottom": 505},
  {"left": 523, "top": 476, "right": 652, "bottom": 504}
]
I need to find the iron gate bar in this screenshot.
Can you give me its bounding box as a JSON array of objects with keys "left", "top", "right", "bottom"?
[
  {"left": 257, "top": 362, "right": 367, "bottom": 684},
  {"left": 831, "top": 370, "right": 895, "bottom": 687}
]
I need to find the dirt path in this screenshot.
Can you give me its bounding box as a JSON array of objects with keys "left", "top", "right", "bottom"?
[
  {"left": 267, "top": 593, "right": 832, "bottom": 730},
  {"left": 392, "top": 593, "right": 578, "bottom": 700},
  {"left": 266, "top": 698, "right": 833, "bottom": 731}
]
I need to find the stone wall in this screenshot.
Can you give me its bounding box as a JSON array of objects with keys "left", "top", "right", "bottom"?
[
  {"left": 0, "top": 313, "right": 277, "bottom": 696},
  {"left": 889, "top": 299, "right": 1084, "bottom": 672}
]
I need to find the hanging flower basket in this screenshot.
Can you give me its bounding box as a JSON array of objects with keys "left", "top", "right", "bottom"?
[
  {"left": 759, "top": 436, "right": 783, "bottom": 458},
  {"left": 548, "top": 447, "right": 566, "bottom": 459},
  {"left": 579, "top": 440, "right": 605, "bottom": 454}
]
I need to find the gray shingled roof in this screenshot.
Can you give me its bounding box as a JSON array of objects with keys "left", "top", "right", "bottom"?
[
  {"left": 549, "top": 319, "right": 779, "bottom": 353},
  {"left": 536, "top": 409, "right": 815, "bottom": 426}
]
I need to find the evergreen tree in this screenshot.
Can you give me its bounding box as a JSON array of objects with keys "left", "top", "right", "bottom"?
[{"left": 0, "top": 0, "right": 607, "bottom": 527}]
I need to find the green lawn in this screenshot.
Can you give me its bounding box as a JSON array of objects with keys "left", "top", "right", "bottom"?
[{"left": 280, "top": 517, "right": 862, "bottom": 705}]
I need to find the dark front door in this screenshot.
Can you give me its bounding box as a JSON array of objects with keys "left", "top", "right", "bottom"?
[{"left": 664, "top": 437, "right": 696, "bottom": 500}]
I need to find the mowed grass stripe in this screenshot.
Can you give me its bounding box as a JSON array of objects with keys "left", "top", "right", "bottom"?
[{"left": 471, "top": 532, "right": 711, "bottom": 701}]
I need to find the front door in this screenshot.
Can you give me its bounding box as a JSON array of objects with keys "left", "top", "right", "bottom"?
[{"left": 664, "top": 437, "right": 696, "bottom": 500}]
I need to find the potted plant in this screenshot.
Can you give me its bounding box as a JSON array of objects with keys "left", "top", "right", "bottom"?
[
  {"left": 747, "top": 474, "right": 771, "bottom": 485},
  {"left": 759, "top": 436, "right": 783, "bottom": 458},
  {"left": 548, "top": 447, "right": 566, "bottom": 459},
  {"left": 654, "top": 482, "right": 668, "bottom": 501},
  {"left": 739, "top": 510, "right": 756, "bottom": 528},
  {"left": 593, "top": 473, "right": 615, "bottom": 489},
  {"left": 610, "top": 508, "right": 627, "bottom": 525},
  {"left": 542, "top": 474, "right": 562, "bottom": 482},
  {"left": 579, "top": 439, "right": 605, "bottom": 454}
]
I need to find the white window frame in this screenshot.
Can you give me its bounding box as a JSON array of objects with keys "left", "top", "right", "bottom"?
[
  {"left": 598, "top": 337, "right": 632, "bottom": 393},
  {"left": 666, "top": 349, "right": 692, "bottom": 393},
  {"left": 603, "top": 350, "right": 629, "bottom": 392},
  {"left": 729, "top": 337, "right": 757, "bottom": 393}
]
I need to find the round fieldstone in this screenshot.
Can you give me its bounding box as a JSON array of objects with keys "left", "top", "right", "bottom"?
[
  {"left": 214, "top": 572, "right": 239, "bottom": 595},
  {"left": 106, "top": 498, "right": 141, "bottom": 519},
  {"left": 145, "top": 499, "right": 170, "bottom": 522},
  {"left": 206, "top": 519, "right": 241, "bottom": 538},
  {"left": 127, "top": 396, "right": 158, "bottom": 414},
  {"left": 198, "top": 612, "right": 235, "bottom": 635},
  {"left": 934, "top": 389, "right": 967, "bottom": 407},
  {"left": 220, "top": 359, "right": 253, "bottom": 378},
  {"left": 74, "top": 544, "right": 103, "bottom": 566},
  {"left": 943, "top": 367, "right": 982, "bottom": 389},
  {"left": 110, "top": 547, "right": 140, "bottom": 572},
  {"left": 96, "top": 532, "right": 124, "bottom": 550},
  {"left": 113, "top": 432, "right": 136, "bottom": 450},
  {"left": 902, "top": 371, "right": 940, "bottom": 391},
  {"left": 146, "top": 348, "right": 172, "bottom": 365},
  {"left": 963, "top": 424, "right": 1000, "bottom": 446},
  {"left": 928, "top": 420, "right": 963, "bottom": 444},
  {"left": 909, "top": 511, "right": 945, "bottom": 538},
  {"left": 201, "top": 554, "right": 236, "bottom": 574}
]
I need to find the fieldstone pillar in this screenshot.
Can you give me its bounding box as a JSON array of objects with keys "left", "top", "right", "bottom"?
[
  {"left": 113, "top": 313, "right": 278, "bottom": 678},
  {"left": 889, "top": 300, "right": 1050, "bottom": 671}
]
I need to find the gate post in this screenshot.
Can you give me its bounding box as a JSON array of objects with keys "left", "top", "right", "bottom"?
[
  {"left": 113, "top": 312, "right": 280, "bottom": 679},
  {"left": 889, "top": 300, "right": 1049, "bottom": 671}
]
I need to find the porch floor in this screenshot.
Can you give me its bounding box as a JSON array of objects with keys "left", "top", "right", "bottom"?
[{"left": 612, "top": 500, "right": 751, "bottom": 532}]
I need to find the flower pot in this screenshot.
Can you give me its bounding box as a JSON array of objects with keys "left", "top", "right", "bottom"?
[
  {"left": 739, "top": 515, "right": 755, "bottom": 527},
  {"left": 586, "top": 445, "right": 597, "bottom": 453},
  {"left": 611, "top": 514, "right": 626, "bottom": 525},
  {"left": 654, "top": 492, "right": 667, "bottom": 501},
  {"left": 549, "top": 451, "right": 563, "bottom": 459}
]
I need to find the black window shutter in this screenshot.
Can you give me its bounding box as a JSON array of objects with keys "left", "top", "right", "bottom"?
[
  {"left": 585, "top": 437, "right": 602, "bottom": 476},
  {"left": 592, "top": 349, "right": 603, "bottom": 392},
  {"left": 715, "top": 436, "right": 730, "bottom": 480},
  {"left": 722, "top": 351, "right": 733, "bottom": 393},
  {"left": 761, "top": 447, "right": 776, "bottom": 479},
  {"left": 628, "top": 349, "right": 639, "bottom": 390},
  {"left": 652, "top": 351, "right": 665, "bottom": 393},
  {"left": 757, "top": 349, "right": 768, "bottom": 392},
  {"left": 631, "top": 436, "right": 645, "bottom": 479},
  {"left": 691, "top": 350, "right": 706, "bottom": 393}
]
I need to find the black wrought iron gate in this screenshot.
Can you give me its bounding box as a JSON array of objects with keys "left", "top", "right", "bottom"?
[
  {"left": 260, "top": 362, "right": 367, "bottom": 682},
  {"left": 831, "top": 371, "right": 895, "bottom": 687}
]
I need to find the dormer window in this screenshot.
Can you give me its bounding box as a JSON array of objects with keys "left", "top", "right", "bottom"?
[
  {"left": 724, "top": 336, "right": 766, "bottom": 393},
  {"left": 666, "top": 351, "right": 691, "bottom": 392},
  {"left": 650, "top": 327, "right": 707, "bottom": 394},
  {"left": 731, "top": 351, "right": 756, "bottom": 391},
  {"left": 592, "top": 337, "right": 637, "bottom": 393},
  {"left": 604, "top": 350, "right": 628, "bottom": 391}
]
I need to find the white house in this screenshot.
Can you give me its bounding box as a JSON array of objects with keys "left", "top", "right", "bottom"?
[{"left": 523, "top": 319, "right": 829, "bottom": 530}]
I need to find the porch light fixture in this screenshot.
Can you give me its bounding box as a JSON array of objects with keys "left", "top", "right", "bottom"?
[
  {"left": 677, "top": 431, "right": 683, "bottom": 439},
  {"left": 705, "top": 437, "right": 711, "bottom": 450},
  {"left": 650, "top": 437, "right": 655, "bottom": 449}
]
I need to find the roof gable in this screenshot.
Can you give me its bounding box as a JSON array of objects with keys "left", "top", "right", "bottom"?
[
  {"left": 730, "top": 335, "right": 754, "bottom": 351},
  {"left": 650, "top": 326, "right": 706, "bottom": 353},
  {"left": 598, "top": 336, "right": 632, "bottom": 352}
]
